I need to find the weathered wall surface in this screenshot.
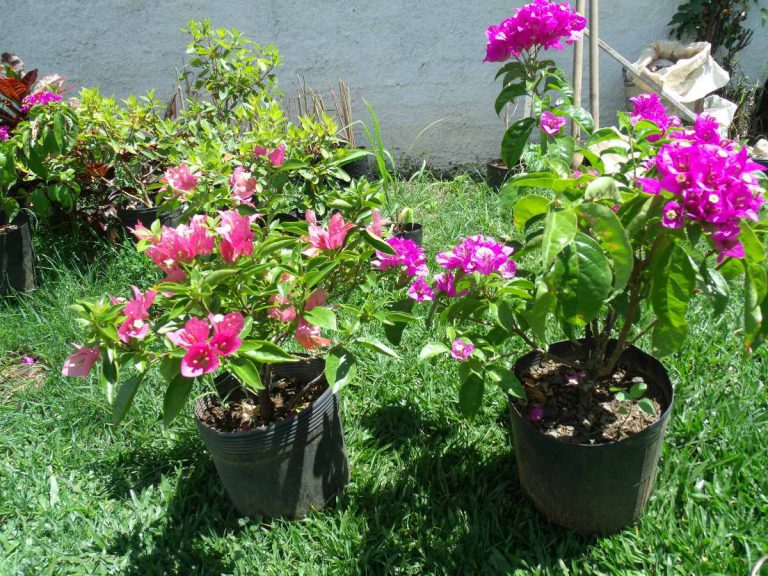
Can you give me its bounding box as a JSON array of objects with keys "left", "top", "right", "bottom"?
[{"left": 4, "top": 1, "right": 768, "bottom": 168}]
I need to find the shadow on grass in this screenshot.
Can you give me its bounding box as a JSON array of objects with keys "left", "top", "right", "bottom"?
[
  {"left": 354, "top": 404, "right": 596, "bottom": 573},
  {"left": 105, "top": 439, "right": 241, "bottom": 575}
]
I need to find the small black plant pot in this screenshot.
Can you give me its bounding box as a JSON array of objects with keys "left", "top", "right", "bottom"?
[
  {"left": 194, "top": 357, "right": 350, "bottom": 518},
  {"left": 393, "top": 222, "right": 424, "bottom": 246},
  {"left": 343, "top": 148, "right": 376, "bottom": 181},
  {"left": 117, "top": 205, "right": 180, "bottom": 235},
  {"left": 487, "top": 160, "right": 510, "bottom": 190},
  {"left": 509, "top": 340, "right": 674, "bottom": 535},
  {"left": 0, "top": 214, "right": 36, "bottom": 295}
]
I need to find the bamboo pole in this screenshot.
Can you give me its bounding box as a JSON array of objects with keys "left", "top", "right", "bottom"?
[
  {"left": 572, "top": 0, "right": 586, "bottom": 138},
  {"left": 589, "top": 0, "right": 600, "bottom": 130}
]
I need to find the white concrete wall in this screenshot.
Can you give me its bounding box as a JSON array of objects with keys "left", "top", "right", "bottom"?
[{"left": 4, "top": 1, "right": 768, "bottom": 169}]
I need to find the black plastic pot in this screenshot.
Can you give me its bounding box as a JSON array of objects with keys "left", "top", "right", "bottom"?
[
  {"left": 343, "top": 148, "right": 376, "bottom": 181},
  {"left": 117, "top": 204, "right": 180, "bottom": 233},
  {"left": 393, "top": 222, "right": 423, "bottom": 246},
  {"left": 194, "top": 358, "right": 349, "bottom": 518},
  {"left": 509, "top": 340, "right": 674, "bottom": 534},
  {"left": 0, "top": 214, "right": 36, "bottom": 295},
  {"left": 487, "top": 160, "right": 510, "bottom": 190}
]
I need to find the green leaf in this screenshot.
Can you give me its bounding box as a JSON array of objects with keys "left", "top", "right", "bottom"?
[
  {"left": 541, "top": 208, "right": 577, "bottom": 266},
  {"left": 419, "top": 342, "right": 450, "bottom": 361},
  {"left": 202, "top": 268, "right": 239, "bottom": 287},
  {"left": 495, "top": 82, "right": 528, "bottom": 116},
  {"left": 241, "top": 341, "right": 298, "bottom": 364},
  {"left": 163, "top": 376, "right": 194, "bottom": 425},
  {"left": 501, "top": 118, "right": 536, "bottom": 170},
  {"left": 584, "top": 177, "right": 621, "bottom": 202},
  {"left": 578, "top": 203, "right": 633, "bottom": 295},
  {"left": 740, "top": 223, "right": 765, "bottom": 265},
  {"left": 112, "top": 374, "right": 143, "bottom": 426},
  {"left": 619, "top": 194, "right": 658, "bottom": 241},
  {"left": 524, "top": 280, "right": 555, "bottom": 342},
  {"left": 356, "top": 337, "right": 399, "bottom": 358},
  {"left": 229, "top": 356, "right": 263, "bottom": 392},
  {"left": 561, "top": 104, "right": 593, "bottom": 134},
  {"left": 629, "top": 381, "right": 647, "bottom": 399},
  {"left": 382, "top": 299, "right": 414, "bottom": 346},
  {"left": 637, "top": 398, "right": 656, "bottom": 416},
  {"left": 304, "top": 262, "right": 339, "bottom": 289},
  {"left": 552, "top": 232, "right": 613, "bottom": 325},
  {"left": 302, "top": 306, "right": 337, "bottom": 331},
  {"left": 513, "top": 194, "right": 550, "bottom": 231},
  {"left": 159, "top": 356, "right": 181, "bottom": 383},
  {"left": 650, "top": 242, "right": 696, "bottom": 356},
  {"left": 102, "top": 352, "right": 119, "bottom": 403},
  {"left": 360, "top": 229, "right": 395, "bottom": 255},
  {"left": 487, "top": 366, "right": 525, "bottom": 398},
  {"left": 744, "top": 263, "right": 767, "bottom": 352},
  {"left": 458, "top": 374, "right": 484, "bottom": 419},
  {"left": 325, "top": 347, "right": 357, "bottom": 392},
  {"left": 700, "top": 266, "right": 729, "bottom": 317},
  {"left": 505, "top": 172, "right": 574, "bottom": 193}
]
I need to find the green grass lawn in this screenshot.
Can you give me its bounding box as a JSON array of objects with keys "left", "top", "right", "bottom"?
[{"left": 1, "top": 176, "right": 766, "bottom": 575}]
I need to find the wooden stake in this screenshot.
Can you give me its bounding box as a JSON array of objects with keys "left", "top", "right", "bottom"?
[
  {"left": 589, "top": 0, "right": 600, "bottom": 130},
  {"left": 572, "top": 0, "right": 586, "bottom": 138}
]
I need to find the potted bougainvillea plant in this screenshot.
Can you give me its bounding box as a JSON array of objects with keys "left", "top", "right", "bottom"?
[
  {"left": 61, "top": 170, "right": 411, "bottom": 518},
  {"left": 411, "top": 0, "right": 768, "bottom": 534},
  {"left": 484, "top": 0, "right": 589, "bottom": 188}
]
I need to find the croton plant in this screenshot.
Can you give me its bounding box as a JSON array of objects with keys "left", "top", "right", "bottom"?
[
  {"left": 62, "top": 166, "right": 413, "bottom": 425},
  {"left": 408, "top": 0, "right": 768, "bottom": 418}
]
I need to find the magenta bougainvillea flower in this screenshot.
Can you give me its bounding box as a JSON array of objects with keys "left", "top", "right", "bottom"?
[
  {"left": 484, "top": 0, "right": 586, "bottom": 62},
  {"left": 450, "top": 338, "right": 475, "bottom": 361},
  {"left": 372, "top": 237, "right": 428, "bottom": 277},
  {"left": 229, "top": 166, "right": 260, "bottom": 204},
  {"left": 639, "top": 112, "right": 766, "bottom": 260},
  {"left": 167, "top": 313, "right": 243, "bottom": 378},
  {"left": 61, "top": 344, "right": 101, "bottom": 377},
  {"left": 216, "top": 210, "right": 257, "bottom": 263},
  {"left": 162, "top": 164, "right": 199, "bottom": 195},
  {"left": 117, "top": 286, "right": 157, "bottom": 344},
  {"left": 629, "top": 93, "right": 681, "bottom": 141},
  {"left": 0, "top": 126, "right": 9, "bottom": 142},
  {"left": 528, "top": 406, "right": 545, "bottom": 422},
  {"left": 540, "top": 110, "right": 566, "bottom": 137},
  {"left": 294, "top": 318, "right": 331, "bottom": 350},
  {"left": 20, "top": 91, "right": 62, "bottom": 112},
  {"left": 407, "top": 277, "right": 435, "bottom": 302},
  {"left": 433, "top": 272, "right": 464, "bottom": 298},
  {"left": 303, "top": 211, "right": 356, "bottom": 256},
  {"left": 436, "top": 235, "right": 516, "bottom": 278},
  {"left": 20, "top": 355, "right": 36, "bottom": 365}
]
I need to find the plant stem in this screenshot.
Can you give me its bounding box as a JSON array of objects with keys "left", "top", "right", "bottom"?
[
  {"left": 258, "top": 364, "right": 273, "bottom": 423},
  {"left": 285, "top": 371, "right": 326, "bottom": 411}
]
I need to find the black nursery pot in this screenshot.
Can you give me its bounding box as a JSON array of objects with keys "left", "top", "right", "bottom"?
[
  {"left": 0, "top": 214, "right": 36, "bottom": 295},
  {"left": 394, "top": 222, "right": 424, "bottom": 246},
  {"left": 194, "top": 357, "right": 350, "bottom": 518},
  {"left": 486, "top": 160, "right": 511, "bottom": 190},
  {"left": 117, "top": 204, "right": 180, "bottom": 234},
  {"left": 343, "top": 148, "right": 376, "bottom": 181},
  {"left": 509, "top": 340, "right": 675, "bottom": 535}
]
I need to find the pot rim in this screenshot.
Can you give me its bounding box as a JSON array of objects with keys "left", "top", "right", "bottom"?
[{"left": 509, "top": 341, "right": 675, "bottom": 449}]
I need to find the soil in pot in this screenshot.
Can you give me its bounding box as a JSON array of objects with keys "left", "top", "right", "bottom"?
[{"left": 513, "top": 357, "right": 668, "bottom": 444}]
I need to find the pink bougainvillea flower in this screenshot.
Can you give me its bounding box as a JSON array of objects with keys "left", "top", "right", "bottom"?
[
  {"left": 529, "top": 406, "right": 545, "bottom": 422},
  {"left": 20, "top": 91, "right": 62, "bottom": 112},
  {"left": 365, "top": 209, "right": 391, "bottom": 237},
  {"left": 407, "top": 277, "right": 435, "bottom": 302},
  {"left": 109, "top": 295, "right": 127, "bottom": 305},
  {"left": 135, "top": 216, "right": 214, "bottom": 274},
  {"left": 268, "top": 144, "right": 286, "bottom": 167},
  {"left": 629, "top": 93, "right": 680, "bottom": 141},
  {"left": 181, "top": 343, "right": 220, "bottom": 378},
  {"left": 450, "top": 338, "right": 475, "bottom": 361},
  {"left": 433, "top": 272, "right": 469, "bottom": 298},
  {"left": 61, "top": 344, "right": 101, "bottom": 377},
  {"left": 0, "top": 126, "right": 9, "bottom": 142},
  {"left": 20, "top": 355, "right": 36, "bottom": 365},
  {"left": 662, "top": 201, "right": 684, "bottom": 229},
  {"left": 253, "top": 145, "right": 268, "bottom": 158},
  {"left": 436, "top": 235, "right": 516, "bottom": 277},
  {"left": 209, "top": 312, "right": 245, "bottom": 336},
  {"left": 216, "top": 210, "right": 256, "bottom": 263},
  {"left": 305, "top": 288, "right": 327, "bottom": 311},
  {"left": 229, "top": 166, "right": 260, "bottom": 204},
  {"left": 540, "top": 111, "right": 566, "bottom": 137},
  {"left": 484, "top": 0, "right": 587, "bottom": 62},
  {"left": 295, "top": 318, "right": 331, "bottom": 350},
  {"left": 268, "top": 294, "right": 298, "bottom": 323},
  {"left": 303, "top": 211, "right": 356, "bottom": 256},
  {"left": 118, "top": 286, "right": 157, "bottom": 343},
  {"left": 371, "top": 237, "right": 428, "bottom": 277},
  {"left": 162, "top": 164, "right": 199, "bottom": 195},
  {"left": 124, "top": 286, "right": 156, "bottom": 319},
  {"left": 117, "top": 317, "right": 151, "bottom": 343},
  {"left": 210, "top": 330, "right": 242, "bottom": 356},
  {"left": 167, "top": 317, "right": 211, "bottom": 349}
]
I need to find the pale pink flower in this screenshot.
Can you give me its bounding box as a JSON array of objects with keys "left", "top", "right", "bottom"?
[
  {"left": 366, "top": 209, "right": 390, "bottom": 237},
  {"left": 163, "top": 164, "right": 199, "bottom": 195},
  {"left": 61, "top": 344, "right": 101, "bottom": 377},
  {"left": 118, "top": 286, "right": 157, "bottom": 343},
  {"left": 230, "top": 166, "right": 260, "bottom": 204},
  {"left": 303, "top": 211, "right": 356, "bottom": 256},
  {"left": 305, "top": 289, "right": 327, "bottom": 311},
  {"left": 268, "top": 294, "right": 298, "bottom": 323},
  {"left": 216, "top": 210, "right": 256, "bottom": 263},
  {"left": 295, "top": 318, "right": 331, "bottom": 350}
]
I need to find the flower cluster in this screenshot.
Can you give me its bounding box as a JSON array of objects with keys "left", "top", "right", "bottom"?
[
  {"left": 436, "top": 235, "right": 517, "bottom": 278},
  {"left": 167, "top": 312, "right": 244, "bottom": 378},
  {"left": 163, "top": 164, "right": 199, "bottom": 196},
  {"left": 117, "top": 286, "right": 157, "bottom": 343},
  {"left": 303, "top": 211, "right": 355, "bottom": 256},
  {"left": 372, "top": 237, "right": 428, "bottom": 277},
  {"left": 638, "top": 113, "right": 766, "bottom": 260},
  {"left": 216, "top": 211, "right": 258, "bottom": 263},
  {"left": 0, "top": 126, "right": 9, "bottom": 142},
  {"left": 230, "top": 166, "right": 260, "bottom": 204},
  {"left": 253, "top": 143, "right": 286, "bottom": 167},
  {"left": 268, "top": 285, "right": 333, "bottom": 351},
  {"left": 132, "top": 215, "right": 215, "bottom": 277},
  {"left": 484, "top": 0, "right": 586, "bottom": 62},
  {"left": 20, "top": 91, "right": 62, "bottom": 112},
  {"left": 629, "top": 93, "right": 681, "bottom": 141}
]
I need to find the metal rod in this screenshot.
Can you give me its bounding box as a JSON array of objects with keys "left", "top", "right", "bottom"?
[
  {"left": 572, "top": 0, "right": 586, "bottom": 138},
  {"left": 589, "top": 0, "right": 600, "bottom": 130},
  {"left": 582, "top": 29, "right": 697, "bottom": 123}
]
